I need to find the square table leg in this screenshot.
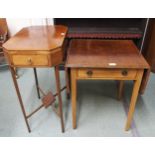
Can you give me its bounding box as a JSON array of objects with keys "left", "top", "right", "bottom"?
[
  {"left": 65, "top": 67, "right": 70, "bottom": 98},
  {"left": 71, "top": 69, "right": 77, "bottom": 129},
  {"left": 54, "top": 66, "right": 65, "bottom": 132},
  {"left": 118, "top": 80, "right": 124, "bottom": 100},
  {"left": 125, "top": 70, "right": 144, "bottom": 131}
]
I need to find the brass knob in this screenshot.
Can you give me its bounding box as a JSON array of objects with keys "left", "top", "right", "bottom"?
[
  {"left": 27, "top": 58, "right": 32, "bottom": 64},
  {"left": 122, "top": 69, "right": 128, "bottom": 76},
  {"left": 86, "top": 70, "right": 93, "bottom": 76}
]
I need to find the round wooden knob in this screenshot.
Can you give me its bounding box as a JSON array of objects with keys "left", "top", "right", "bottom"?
[
  {"left": 27, "top": 58, "right": 32, "bottom": 64},
  {"left": 87, "top": 70, "right": 93, "bottom": 76},
  {"left": 122, "top": 69, "right": 128, "bottom": 76}
]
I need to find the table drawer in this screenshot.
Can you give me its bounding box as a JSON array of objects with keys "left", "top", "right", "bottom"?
[
  {"left": 11, "top": 54, "right": 49, "bottom": 66},
  {"left": 77, "top": 68, "right": 137, "bottom": 79}
]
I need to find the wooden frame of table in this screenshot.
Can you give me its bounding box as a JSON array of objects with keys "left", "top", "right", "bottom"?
[
  {"left": 3, "top": 25, "right": 68, "bottom": 133},
  {"left": 66, "top": 39, "right": 150, "bottom": 131},
  {"left": 70, "top": 68, "right": 144, "bottom": 130}
]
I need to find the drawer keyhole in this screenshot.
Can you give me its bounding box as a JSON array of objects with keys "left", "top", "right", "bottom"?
[
  {"left": 87, "top": 70, "right": 93, "bottom": 76},
  {"left": 122, "top": 69, "right": 128, "bottom": 76}
]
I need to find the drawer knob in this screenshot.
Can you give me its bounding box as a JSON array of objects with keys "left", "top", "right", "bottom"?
[
  {"left": 122, "top": 69, "right": 128, "bottom": 76},
  {"left": 27, "top": 58, "right": 32, "bottom": 64},
  {"left": 86, "top": 70, "right": 93, "bottom": 76}
]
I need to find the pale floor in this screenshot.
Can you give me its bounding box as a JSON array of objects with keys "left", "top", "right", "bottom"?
[{"left": 0, "top": 67, "right": 155, "bottom": 137}]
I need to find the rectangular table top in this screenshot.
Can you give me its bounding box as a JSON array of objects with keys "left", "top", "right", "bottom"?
[{"left": 66, "top": 39, "right": 149, "bottom": 69}]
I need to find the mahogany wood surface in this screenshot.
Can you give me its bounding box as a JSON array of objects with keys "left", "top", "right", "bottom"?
[
  {"left": 0, "top": 18, "right": 8, "bottom": 36},
  {"left": 3, "top": 25, "right": 68, "bottom": 68},
  {"left": 77, "top": 68, "right": 137, "bottom": 79},
  {"left": 3, "top": 25, "right": 68, "bottom": 51},
  {"left": 66, "top": 39, "right": 150, "bottom": 130},
  {"left": 3, "top": 25, "right": 68, "bottom": 133},
  {"left": 66, "top": 39, "right": 149, "bottom": 69}
]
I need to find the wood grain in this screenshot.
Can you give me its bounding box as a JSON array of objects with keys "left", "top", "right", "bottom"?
[
  {"left": 118, "top": 81, "right": 124, "bottom": 100},
  {"left": 77, "top": 68, "right": 137, "bottom": 79},
  {"left": 3, "top": 25, "right": 68, "bottom": 133},
  {"left": 125, "top": 70, "right": 144, "bottom": 131},
  {"left": 71, "top": 69, "right": 77, "bottom": 129},
  {"left": 66, "top": 39, "right": 149, "bottom": 69},
  {"left": 12, "top": 54, "right": 49, "bottom": 66},
  {"left": 67, "top": 39, "right": 149, "bottom": 131},
  {"left": 3, "top": 25, "right": 68, "bottom": 51},
  {"left": 3, "top": 26, "right": 67, "bottom": 67}
]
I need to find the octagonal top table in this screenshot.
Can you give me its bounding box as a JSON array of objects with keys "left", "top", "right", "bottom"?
[
  {"left": 3, "top": 25, "right": 68, "bottom": 133},
  {"left": 3, "top": 25, "right": 68, "bottom": 67}
]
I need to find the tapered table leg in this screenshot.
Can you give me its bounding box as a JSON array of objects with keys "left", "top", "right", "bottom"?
[
  {"left": 65, "top": 67, "right": 70, "bottom": 99},
  {"left": 118, "top": 80, "right": 124, "bottom": 100},
  {"left": 10, "top": 66, "right": 31, "bottom": 132},
  {"left": 33, "top": 68, "right": 41, "bottom": 99},
  {"left": 71, "top": 69, "right": 77, "bottom": 129},
  {"left": 54, "top": 66, "right": 65, "bottom": 132},
  {"left": 125, "top": 70, "right": 144, "bottom": 131}
]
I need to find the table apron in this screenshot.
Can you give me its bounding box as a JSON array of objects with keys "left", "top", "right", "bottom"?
[{"left": 73, "top": 68, "right": 143, "bottom": 81}]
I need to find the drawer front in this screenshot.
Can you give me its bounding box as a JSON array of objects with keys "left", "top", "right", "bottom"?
[
  {"left": 77, "top": 69, "right": 137, "bottom": 79},
  {"left": 11, "top": 54, "right": 49, "bottom": 66}
]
